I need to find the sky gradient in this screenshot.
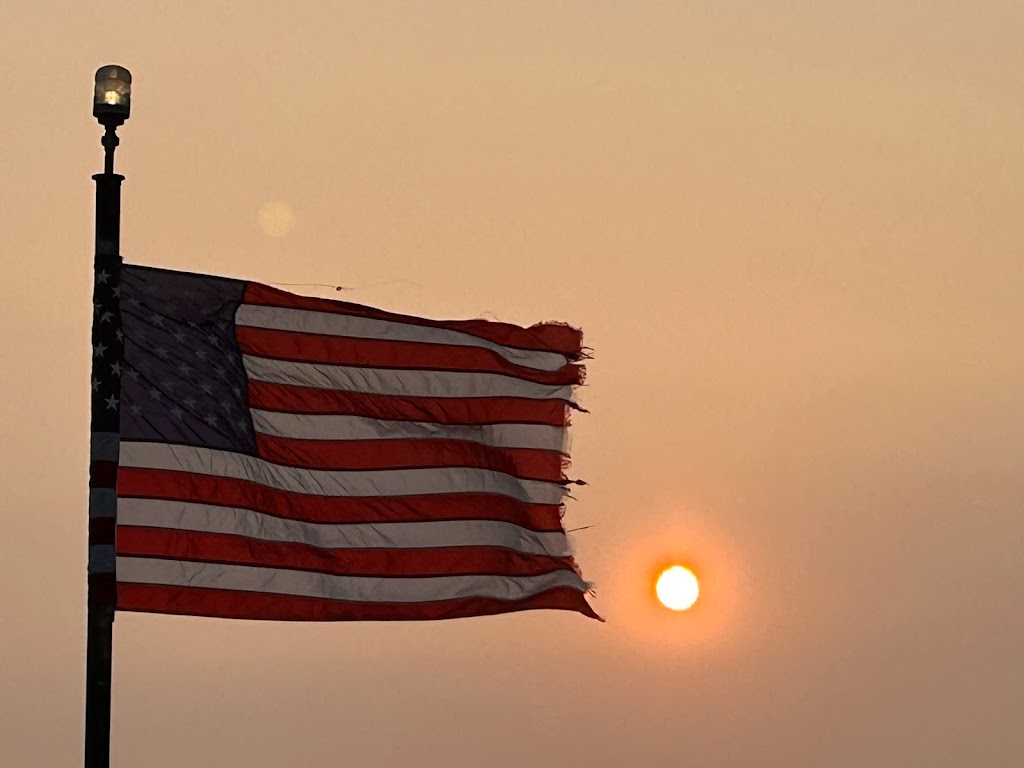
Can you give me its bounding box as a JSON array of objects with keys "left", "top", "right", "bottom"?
[{"left": 1, "top": 2, "right": 1023, "bottom": 766}]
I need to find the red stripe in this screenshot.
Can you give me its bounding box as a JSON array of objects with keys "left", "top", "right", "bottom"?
[
  {"left": 89, "top": 573, "right": 117, "bottom": 604},
  {"left": 248, "top": 381, "right": 571, "bottom": 426},
  {"left": 117, "top": 468, "right": 565, "bottom": 530},
  {"left": 237, "top": 327, "right": 584, "bottom": 386},
  {"left": 244, "top": 283, "right": 584, "bottom": 358},
  {"left": 116, "top": 528, "right": 577, "bottom": 578},
  {"left": 116, "top": 582, "right": 600, "bottom": 621},
  {"left": 89, "top": 517, "right": 116, "bottom": 546},
  {"left": 89, "top": 460, "right": 118, "bottom": 488},
  {"left": 255, "top": 434, "right": 566, "bottom": 482}
]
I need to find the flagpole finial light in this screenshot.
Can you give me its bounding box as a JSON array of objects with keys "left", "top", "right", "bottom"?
[{"left": 93, "top": 65, "right": 132, "bottom": 125}]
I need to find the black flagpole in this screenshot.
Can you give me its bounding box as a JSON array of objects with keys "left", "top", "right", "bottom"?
[{"left": 86, "top": 65, "right": 131, "bottom": 768}]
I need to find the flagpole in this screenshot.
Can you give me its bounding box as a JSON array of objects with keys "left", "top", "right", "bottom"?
[{"left": 86, "top": 65, "right": 131, "bottom": 768}]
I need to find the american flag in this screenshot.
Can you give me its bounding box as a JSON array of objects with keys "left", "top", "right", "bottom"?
[{"left": 89, "top": 264, "right": 597, "bottom": 621}]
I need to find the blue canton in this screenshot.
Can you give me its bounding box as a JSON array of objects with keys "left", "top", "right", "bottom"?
[{"left": 119, "top": 265, "right": 257, "bottom": 455}]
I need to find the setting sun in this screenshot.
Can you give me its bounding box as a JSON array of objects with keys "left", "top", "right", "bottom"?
[{"left": 655, "top": 565, "right": 700, "bottom": 611}]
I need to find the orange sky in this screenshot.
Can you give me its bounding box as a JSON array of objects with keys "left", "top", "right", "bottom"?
[{"left": 2, "top": 2, "right": 1023, "bottom": 766}]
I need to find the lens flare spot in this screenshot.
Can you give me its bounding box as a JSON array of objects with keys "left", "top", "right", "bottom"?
[{"left": 258, "top": 201, "right": 296, "bottom": 238}]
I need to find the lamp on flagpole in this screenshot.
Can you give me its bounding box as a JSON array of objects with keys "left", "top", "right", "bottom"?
[{"left": 86, "top": 63, "right": 131, "bottom": 768}]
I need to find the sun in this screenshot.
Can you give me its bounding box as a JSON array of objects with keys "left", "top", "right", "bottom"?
[{"left": 655, "top": 565, "right": 700, "bottom": 611}]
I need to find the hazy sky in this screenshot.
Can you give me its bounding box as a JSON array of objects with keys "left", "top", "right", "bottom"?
[{"left": 2, "top": 2, "right": 1023, "bottom": 766}]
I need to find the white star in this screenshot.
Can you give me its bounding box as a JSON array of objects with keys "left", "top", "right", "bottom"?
[
  {"left": 177, "top": 362, "right": 192, "bottom": 375},
  {"left": 110, "top": 361, "right": 122, "bottom": 376},
  {"left": 150, "top": 313, "right": 164, "bottom": 327},
  {"left": 148, "top": 387, "right": 162, "bottom": 401},
  {"left": 96, "top": 270, "right": 110, "bottom": 284},
  {"left": 91, "top": 377, "right": 100, "bottom": 392},
  {"left": 155, "top": 347, "right": 169, "bottom": 359},
  {"left": 127, "top": 295, "right": 141, "bottom": 307},
  {"left": 126, "top": 368, "right": 141, "bottom": 381},
  {"left": 220, "top": 398, "right": 232, "bottom": 412},
  {"left": 112, "top": 285, "right": 120, "bottom": 298},
  {"left": 129, "top": 403, "right": 143, "bottom": 416},
  {"left": 204, "top": 414, "right": 218, "bottom": 427},
  {"left": 200, "top": 382, "right": 213, "bottom": 394},
  {"left": 195, "top": 348, "right": 207, "bottom": 360},
  {"left": 170, "top": 407, "right": 185, "bottom": 420},
  {"left": 93, "top": 343, "right": 107, "bottom": 358},
  {"left": 173, "top": 329, "right": 186, "bottom": 343},
  {"left": 162, "top": 380, "right": 176, "bottom": 392},
  {"left": 100, "top": 311, "right": 113, "bottom": 324},
  {"left": 237, "top": 417, "right": 249, "bottom": 430},
  {"left": 104, "top": 395, "right": 119, "bottom": 410},
  {"left": 115, "top": 329, "right": 123, "bottom": 342},
  {"left": 213, "top": 365, "right": 226, "bottom": 378}
]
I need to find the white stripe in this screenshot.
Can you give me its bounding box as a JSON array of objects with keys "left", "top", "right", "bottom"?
[
  {"left": 119, "top": 442, "right": 567, "bottom": 505},
  {"left": 118, "top": 499, "right": 569, "bottom": 556},
  {"left": 89, "top": 545, "right": 115, "bottom": 573},
  {"left": 236, "top": 303, "right": 571, "bottom": 373},
  {"left": 251, "top": 410, "right": 569, "bottom": 453},
  {"left": 89, "top": 488, "right": 117, "bottom": 518},
  {"left": 91, "top": 432, "right": 119, "bottom": 461},
  {"left": 242, "top": 355, "right": 576, "bottom": 402},
  {"left": 116, "top": 557, "right": 587, "bottom": 603}
]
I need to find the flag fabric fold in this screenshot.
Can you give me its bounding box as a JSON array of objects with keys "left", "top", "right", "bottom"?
[{"left": 106, "top": 264, "right": 596, "bottom": 621}]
